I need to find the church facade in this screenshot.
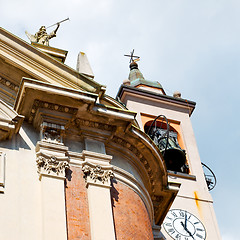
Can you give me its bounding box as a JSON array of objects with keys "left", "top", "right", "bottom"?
[{"left": 0, "top": 27, "right": 221, "bottom": 240}]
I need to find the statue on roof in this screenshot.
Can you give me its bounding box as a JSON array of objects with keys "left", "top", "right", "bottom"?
[
  {"left": 25, "top": 24, "right": 59, "bottom": 46},
  {"left": 25, "top": 18, "right": 69, "bottom": 46}
]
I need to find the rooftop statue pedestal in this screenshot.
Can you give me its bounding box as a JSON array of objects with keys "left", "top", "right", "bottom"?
[{"left": 31, "top": 42, "right": 68, "bottom": 63}]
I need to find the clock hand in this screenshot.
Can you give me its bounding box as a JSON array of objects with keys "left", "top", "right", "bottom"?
[
  {"left": 181, "top": 221, "right": 195, "bottom": 240},
  {"left": 185, "top": 211, "right": 187, "bottom": 228}
]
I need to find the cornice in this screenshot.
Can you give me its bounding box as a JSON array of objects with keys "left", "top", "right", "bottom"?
[
  {"left": 0, "top": 99, "right": 24, "bottom": 140},
  {"left": 0, "top": 27, "right": 104, "bottom": 94},
  {"left": 14, "top": 78, "right": 98, "bottom": 126},
  {"left": 92, "top": 104, "right": 136, "bottom": 121},
  {"left": 117, "top": 84, "right": 196, "bottom": 116},
  {"left": 0, "top": 74, "right": 19, "bottom": 93}
]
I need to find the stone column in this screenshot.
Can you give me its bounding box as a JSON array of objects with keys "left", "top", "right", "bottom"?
[
  {"left": 36, "top": 122, "right": 69, "bottom": 240},
  {"left": 82, "top": 150, "right": 116, "bottom": 240}
]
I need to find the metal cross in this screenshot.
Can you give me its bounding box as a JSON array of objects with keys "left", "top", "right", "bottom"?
[{"left": 124, "top": 49, "right": 140, "bottom": 63}]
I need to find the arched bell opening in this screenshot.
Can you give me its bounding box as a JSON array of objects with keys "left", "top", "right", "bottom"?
[{"left": 144, "top": 115, "right": 189, "bottom": 174}]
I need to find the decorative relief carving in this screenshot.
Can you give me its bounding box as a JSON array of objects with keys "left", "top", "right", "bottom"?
[
  {"left": 82, "top": 164, "right": 114, "bottom": 184},
  {"left": 74, "top": 118, "right": 115, "bottom": 132},
  {"left": 37, "top": 156, "right": 69, "bottom": 175},
  {"left": 43, "top": 128, "right": 61, "bottom": 143},
  {"left": 41, "top": 122, "right": 64, "bottom": 144},
  {"left": 29, "top": 99, "right": 78, "bottom": 123},
  {"left": 0, "top": 75, "right": 19, "bottom": 92},
  {"left": 36, "top": 152, "right": 69, "bottom": 177}
]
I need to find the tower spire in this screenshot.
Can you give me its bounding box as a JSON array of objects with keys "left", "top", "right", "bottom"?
[
  {"left": 128, "top": 61, "right": 145, "bottom": 82},
  {"left": 123, "top": 50, "right": 165, "bottom": 94}
]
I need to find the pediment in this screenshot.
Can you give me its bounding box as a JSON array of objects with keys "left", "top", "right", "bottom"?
[{"left": 0, "top": 27, "right": 105, "bottom": 107}]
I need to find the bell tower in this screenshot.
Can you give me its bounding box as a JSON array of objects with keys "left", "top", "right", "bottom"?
[{"left": 116, "top": 55, "right": 221, "bottom": 240}]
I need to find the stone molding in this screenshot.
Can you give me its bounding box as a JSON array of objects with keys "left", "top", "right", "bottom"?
[
  {"left": 92, "top": 105, "right": 136, "bottom": 121},
  {"left": 29, "top": 99, "right": 78, "bottom": 124},
  {"left": 82, "top": 161, "right": 114, "bottom": 187},
  {"left": 0, "top": 75, "right": 19, "bottom": 92},
  {"left": 0, "top": 100, "right": 24, "bottom": 141},
  {"left": 111, "top": 135, "right": 155, "bottom": 190},
  {"left": 82, "top": 150, "right": 112, "bottom": 164},
  {"left": 152, "top": 224, "right": 165, "bottom": 240},
  {"left": 74, "top": 118, "right": 115, "bottom": 132}
]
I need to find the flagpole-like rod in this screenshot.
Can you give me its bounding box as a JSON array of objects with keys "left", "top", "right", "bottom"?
[{"left": 46, "top": 17, "right": 70, "bottom": 29}]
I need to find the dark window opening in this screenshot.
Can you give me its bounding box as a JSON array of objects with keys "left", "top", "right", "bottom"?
[{"left": 145, "top": 117, "right": 189, "bottom": 174}]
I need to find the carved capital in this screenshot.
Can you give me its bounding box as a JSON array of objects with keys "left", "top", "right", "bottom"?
[
  {"left": 36, "top": 152, "right": 69, "bottom": 178},
  {"left": 82, "top": 162, "right": 114, "bottom": 186}
]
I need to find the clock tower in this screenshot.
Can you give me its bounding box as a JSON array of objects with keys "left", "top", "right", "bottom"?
[{"left": 117, "top": 58, "right": 221, "bottom": 240}]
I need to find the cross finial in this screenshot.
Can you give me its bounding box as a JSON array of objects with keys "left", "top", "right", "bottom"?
[{"left": 124, "top": 49, "right": 140, "bottom": 63}]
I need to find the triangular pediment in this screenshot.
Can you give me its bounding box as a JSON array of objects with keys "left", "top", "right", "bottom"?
[{"left": 0, "top": 27, "right": 105, "bottom": 107}]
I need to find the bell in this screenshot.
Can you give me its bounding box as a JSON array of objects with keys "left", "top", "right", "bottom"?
[{"left": 149, "top": 127, "right": 189, "bottom": 174}]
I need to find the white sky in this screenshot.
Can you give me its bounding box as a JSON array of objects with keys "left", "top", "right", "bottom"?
[{"left": 2, "top": 1, "right": 239, "bottom": 239}]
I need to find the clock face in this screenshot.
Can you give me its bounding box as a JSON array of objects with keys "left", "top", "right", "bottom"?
[{"left": 163, "top": 209, "right": 206, "bottom": 240}]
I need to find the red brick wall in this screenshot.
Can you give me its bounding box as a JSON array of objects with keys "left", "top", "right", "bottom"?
[
  {"left": 65, "top": 166, "right": 91, "bottom": 240},
  {"left": 111, "top": 181, "right": 154, "bottom": 240}
]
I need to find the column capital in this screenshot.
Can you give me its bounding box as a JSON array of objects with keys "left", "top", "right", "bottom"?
[
  {"left": 82, "top": 162, "right": 114, "bottom": 187},
  {"left": 36, "top": 151, "right": 69, "bottom": 179}
]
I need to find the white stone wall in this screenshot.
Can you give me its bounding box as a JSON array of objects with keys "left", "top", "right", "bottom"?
[{"left": 0, "top": 123, "right": 42, "bottom": 240}]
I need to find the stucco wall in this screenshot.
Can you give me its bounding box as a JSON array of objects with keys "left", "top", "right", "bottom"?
[{"left": 0, "top": 122, "right": 42, "bottom": 240}]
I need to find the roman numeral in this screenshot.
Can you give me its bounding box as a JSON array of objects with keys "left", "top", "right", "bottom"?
[
  {"left": 171, "top": 212, "right": 177, "bottom": 217},
  {"left": 168, "top": 228, "right": 175, "bottom": 234},
  {"left": 196, "top": 233, "right": 203, "bottom": 239},
  {"left": 175, "top": 233, "right": 181, "bottom": 239},
  {"left": 179, "top": 211, "right": 185, "bottom": 217},
  {"left": 165, "top": 223, "right": 172, "bottom": 227}
]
